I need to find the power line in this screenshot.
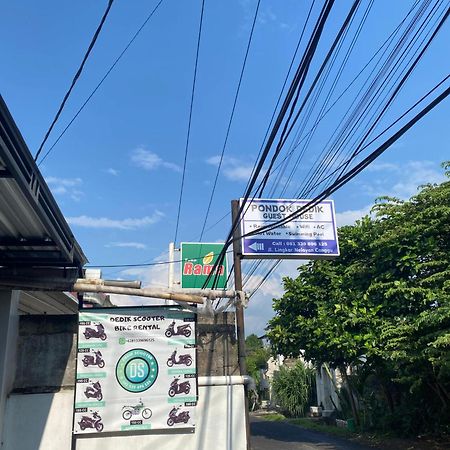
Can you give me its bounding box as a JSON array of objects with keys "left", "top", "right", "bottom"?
[
  {"left": 174, "top": 0, "right": 206, "bottom": 244},
  {"left": 87, "top": 249, "right": 234, "bottom": 269},
  {"left": 241, "top": 3, "right": 449, "bottom": 300},
  {"left": 247, "top": 1, "right": 448, "bottom": 299},
  {"left": 257, "top": 0, "right": 362, "bottom": 195},
  {"left": 37, "top": 0, "right": 165, "bottom": 166},
  {"left": 243, "top": 78, "right": 450, "bottom": 239},
  {"left": 203, "top": 0, "right": 337, "bottom": 289},
  {"left": 255, "top": 0, "right": 421, "bottom": 195},
  {"left": 35, "top": 0, "right": 115, "bottom": 162},
  {"left": 197, "top": 0, "right": 316, "bottom": 241},
  {"left": 198, "top": 0, "right": 261, "bottom": 241},
  {"left": 298, "top": 0, "right": 439, "bottom": 196},
  {"left": 245, "top": 72, "right": 450, "bottom": 296}
]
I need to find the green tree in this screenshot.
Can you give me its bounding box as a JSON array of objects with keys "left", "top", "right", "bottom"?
[
  {"left": 267, "top": 163, "right": 450, "bottom": 434},
  {"left": 245, "top": 334, "right": 270, "bottom": 381}
]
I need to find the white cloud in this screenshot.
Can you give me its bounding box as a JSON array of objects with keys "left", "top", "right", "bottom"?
[
  {"left": 243, "top": 259, "right": 304, "bottom": 336},
  {"left": 106, "top": 242, "right": 147, "bottom": 250},
  {"left": 67, "top": 211, "right": 164, "bottom": 230},
  {"left": 335, "top": 206, "right": 371, "bottom": 227},
  {"left": 362, "top": 160, "right": 445, "bottom": 199},
  {"left": 45, "top": 176, "right": 83, "bottom": 201},
  {"left": 106, "top": 168, "right": 119, "bottom": 176},
  {"left": 131, "top": 147, "right": 181, "bottom": 172},
  {"left": 45, "top": 176, "right": 82, "bottom": 187},
  {"left": 206, "top": 155, "right": 255, "bottom": 182}
]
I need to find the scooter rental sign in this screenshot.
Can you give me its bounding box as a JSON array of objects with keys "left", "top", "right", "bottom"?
[{"left": 73, "top": 306, "right": 197, "bottom": 435}]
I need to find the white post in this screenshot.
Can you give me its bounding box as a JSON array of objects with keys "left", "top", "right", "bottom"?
[
  {"left": 168, "top": 242, "right": 175, "bottom": 289},
  {"left": 0, "top": 290, "right": 20, "bottom": 445}
]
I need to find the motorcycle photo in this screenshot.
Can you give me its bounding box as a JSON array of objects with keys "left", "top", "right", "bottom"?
[
  {"left": 84, "top": 381, "right": 103, "bottom": 401},
  {"left": 82, "top": 350, "right": 105, "bottom": 368},
  {"left": 168, "top": 377, "right": 191, "bottom": 397},
  {"left": 165, "top": 321, "right": 192, "bottom": 338},
  {"left": 167, "top": 350, "right": 192, "bottom": 367},
  {"left": 78, "top": 411, "right": 104, "bottom": 432},
  {"left": 167, "top": 406, "right": 190, "bottom": 426},
  {"left": 83, "top": 323, "right": 107, "bottom": 340},
  {"left": 122, "top": 399, "right": 152, "bottom": 420}
]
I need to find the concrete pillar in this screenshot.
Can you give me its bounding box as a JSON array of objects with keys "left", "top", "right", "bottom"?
[{"left": 0, "top": 290, "right": 19, "bottom": 447}]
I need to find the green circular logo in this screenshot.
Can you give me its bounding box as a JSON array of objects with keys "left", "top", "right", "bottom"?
[
  {"left": 119, "top": 337, "right": 126, "bottom": 345},
  {"left": 116, "top": 349, "right": 158, "bottom": 393}
]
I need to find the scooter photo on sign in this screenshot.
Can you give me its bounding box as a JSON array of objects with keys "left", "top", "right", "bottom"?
[
  {"left": 83, "top": 323, "right": 107, "bottom": 340},
  {"left": 168, "top": 377, "right": 191, "bottom": 397},
  {"left": 82, "top": 350, "right": 105, "bottom": 368},
  {"left": 165, "top": 321, "right": 192, "bottom": 338},
  {"left": 167, "top": 406, "right": 190, "bottom": 426},
  {"left": 84, "top": 381, "right": 103, "bottom": 401},
  {"left": 167, "top": 349, "right": 192, "bottom": 367},
  {"left": 78, "top": 411, "right": 104, "bottom": 432}
]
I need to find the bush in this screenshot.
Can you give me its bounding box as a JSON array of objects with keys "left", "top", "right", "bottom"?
[{"left": 272, "top": 361, "right": 315, "bottom": 417}]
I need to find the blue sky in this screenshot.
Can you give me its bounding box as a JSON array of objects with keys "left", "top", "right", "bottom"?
[{"left": 1, "top": 0, "right": 449, "bottom": 335}]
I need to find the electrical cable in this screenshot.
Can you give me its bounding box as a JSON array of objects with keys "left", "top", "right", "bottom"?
[
  {"left": 242, "top": 79, "right": 450, "bottom": 238},
  {"left": 197, "top": 0, "right": 316, "bottom": 241},
  {"left": 246, "top": 71, "right": 450, "bottom": 296},
  {"left": 203, "top": 0, "right": 337, "bottom": 289},
  {"left": 254, "top": 0, "right": 420, "bottom": 193},
  {"left": 35, "top": 0, "right": 115, "bottom": 162},
  {"left": 257, "top": 0, "right": 362, "bottom": 195},
  {"left": 173, "top": 0, "right": 206, "bottom": 244},
  {"left": 87, "top": 249, "right": 234, "bottom": 269},
  {"left": 37, "top": 0, "right": 165, "bottom": 166},
  {"left": 198, "top": 0, "right": 261, "bottom": 241},
  {"left": 247, "top": 1, "right": 447, "bottom": 298},
  {"left": 298, "top": 0, "right": 437, "bottom": 196}
]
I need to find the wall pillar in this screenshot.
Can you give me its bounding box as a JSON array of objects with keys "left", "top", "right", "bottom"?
[{"left": 0, "top": 290, "right": 19, "bottom": 447}]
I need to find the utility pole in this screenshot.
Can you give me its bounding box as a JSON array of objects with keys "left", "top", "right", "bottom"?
[
  {"left": 231, "top": 199, "right": 250, "bottom": 450},
  {"left": 168, "top": 242, "right": 175, "bottom": 289}
]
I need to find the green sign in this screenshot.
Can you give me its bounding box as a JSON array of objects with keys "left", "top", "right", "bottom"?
[{"left": 181, "top": 243, "right": 228, "bottom": 289}]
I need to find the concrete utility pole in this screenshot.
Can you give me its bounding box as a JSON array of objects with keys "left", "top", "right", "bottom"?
[{"left": 231, "top": 199, "right": 250, "bottom": 450}]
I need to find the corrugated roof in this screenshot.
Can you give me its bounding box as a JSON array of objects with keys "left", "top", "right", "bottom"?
[{"left": 0, "top": 95, "right": 87, "bottom": 267}]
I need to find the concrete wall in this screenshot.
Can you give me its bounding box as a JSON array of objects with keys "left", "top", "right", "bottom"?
[
  {"left": 316, "top": 365, "right": 341, "bottom": 411},
  {"left": 4, "top": 379, "right": 246, "bottom": 450},
  {"left": 13, "top": 312, "right": 239, "bottom": 394},
  {"left": 3, "top": 312, "right": 245, "bottom": 449},
  {"left": 197, "top": 313, "right": 239, "bottom": 376},
  {"left": 14, "top": 315, "right": 77, "bottom": 392}
]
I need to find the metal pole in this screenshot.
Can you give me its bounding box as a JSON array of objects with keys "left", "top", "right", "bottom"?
[
  {"left": 168, "top": 242, "right": 175, "bottom": 289},
  {"left": 72, "top": 283, "right": 204, "bottom": 304},
  {"left": 231, "top": 200, "right": 247, "bottom": 374},
  {"left": 231, "top": 199, "right": 251, "bottom": 450}
]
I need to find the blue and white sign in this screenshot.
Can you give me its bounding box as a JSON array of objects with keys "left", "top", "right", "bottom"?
[{"left": 239, "top": 198, "right": 339, "bottom": 259}]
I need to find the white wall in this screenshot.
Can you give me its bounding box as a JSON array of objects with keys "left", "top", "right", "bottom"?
[{"left": 3, "top": 378, "right": 247, "bottom": 450}]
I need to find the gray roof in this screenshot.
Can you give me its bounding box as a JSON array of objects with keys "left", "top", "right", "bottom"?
[{"left": 0, "top": 95, "right": 87, "bottom": 268}]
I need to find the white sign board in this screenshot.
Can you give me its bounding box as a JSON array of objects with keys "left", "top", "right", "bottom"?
[
  {"left": 239, "top": 198, "right": 339, "bottom": 259},
  {"left": 73, "top": 307, "right": 197, "bottom": 435}
]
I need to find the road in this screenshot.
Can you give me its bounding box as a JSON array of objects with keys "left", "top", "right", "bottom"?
[{"left": 250, "top": 416, "right": 376, "bottom": 450}]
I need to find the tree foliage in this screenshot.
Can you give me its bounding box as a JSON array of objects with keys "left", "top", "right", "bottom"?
[
  {"left": 267, "top": 163, "right": 450, "bottom": 435},
  {"left": 245, "top": 334, "right": 270, "bottom": 382}
]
